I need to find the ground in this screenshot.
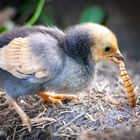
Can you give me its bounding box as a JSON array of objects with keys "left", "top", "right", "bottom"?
[{"left": 0, "top": 58, "right": 140, "bottom": 140}]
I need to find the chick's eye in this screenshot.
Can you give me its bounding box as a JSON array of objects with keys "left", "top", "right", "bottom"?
[{"left": 104, "top": 47, "right": 111, "bottom": 52}]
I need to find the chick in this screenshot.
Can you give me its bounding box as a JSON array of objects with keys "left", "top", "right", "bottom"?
[{"left": 0, "top": 23, "right": 123, "bottom": 131}]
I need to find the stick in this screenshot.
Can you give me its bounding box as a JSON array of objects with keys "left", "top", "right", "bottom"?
[{"left": 57, "top": 112, "right": 85, "bottom": 132}]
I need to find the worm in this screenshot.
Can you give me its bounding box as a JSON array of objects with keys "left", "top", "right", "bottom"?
[{"left": 118, "top": 60, "right": 136, "bottom": 107}]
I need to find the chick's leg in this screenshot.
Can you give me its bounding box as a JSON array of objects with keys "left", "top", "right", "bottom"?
[
  {"left": 6, "top": 96, "right": 31, "bottom": 132},
  {"left": 38, "top": 92, "right": 78, "bottom": 105},
  {"left": 6, "top": 96, "right": 55, "bottom": 132}
]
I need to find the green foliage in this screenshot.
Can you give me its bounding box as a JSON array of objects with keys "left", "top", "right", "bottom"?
[
  {"left": 19, "top": 0, "right": 36, "bottom": 24},
  {"left": 137, "top": 96, "right": 140, "bottom": 105},
  {"left": 0, "top": 26, "right": 8, "bottom": 33},
  {"left": 0, "top": 0, "right": 56, "bottom": 34},
  {"left": 27, "top": 0, "right": 46, "bottom": 26},
  {"left": 0, "top": 2, "right": 107, "bottom": 35},
  {"left": 80, "top": 6, "right": 106, "bottom": 24},
  {"left": 24, "top": 0, "right": 56, "bottom": 26}
]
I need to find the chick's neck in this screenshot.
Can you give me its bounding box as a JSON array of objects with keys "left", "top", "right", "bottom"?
[{"left": 63, "top": 26, "right": 95, "bottom": 77}]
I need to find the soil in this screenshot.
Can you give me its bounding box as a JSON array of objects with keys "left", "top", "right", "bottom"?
[{"left": 0, "top": 58, "right": 140, "bottom": 140}]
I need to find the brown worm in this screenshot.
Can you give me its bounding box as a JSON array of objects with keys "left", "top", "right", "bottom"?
[{"left": 118, "top": 60, "right": 136, "bottom": 107}]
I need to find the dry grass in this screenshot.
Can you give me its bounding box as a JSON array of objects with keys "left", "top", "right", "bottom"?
[{"left": 0, "top": 58, "right": 140, "bottom": 140}]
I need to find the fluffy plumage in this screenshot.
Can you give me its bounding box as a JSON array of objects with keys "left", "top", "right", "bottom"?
[{"left": 0, "top": 23, "right": 123, "bottom": 131}]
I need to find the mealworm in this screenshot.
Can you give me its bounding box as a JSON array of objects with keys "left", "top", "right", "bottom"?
[{"left": 118, "top": 60, "right": 136, "bottom": 107}]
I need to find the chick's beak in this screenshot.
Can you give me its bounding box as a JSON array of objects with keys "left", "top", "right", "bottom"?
[
  {"left": 110, "top": 51, "right": 124, "bottom": 64},
  {"left": 114, "top": 52, "right": 124, "bottom": 61}
]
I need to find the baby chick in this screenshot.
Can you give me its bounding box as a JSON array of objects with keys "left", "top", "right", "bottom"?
[{"left": 0, "top": 23, "right": 123, "bottom": 131}]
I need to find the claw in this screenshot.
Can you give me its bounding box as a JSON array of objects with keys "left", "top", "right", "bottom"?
[{"left": 38, "top": 92, "right": 78, "bottom": 106}]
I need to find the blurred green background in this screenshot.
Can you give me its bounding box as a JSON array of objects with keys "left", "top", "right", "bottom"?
[{"left": 0, "top": 0, "right": 140, "bottom": 60}]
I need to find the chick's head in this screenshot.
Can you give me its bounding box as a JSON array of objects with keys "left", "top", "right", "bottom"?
[{"left": 84, "top": 23, "right": 124, "bottom": 64}]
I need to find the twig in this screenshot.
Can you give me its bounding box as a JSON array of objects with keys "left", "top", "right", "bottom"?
[
  {"left": 57, "top": 112, "right": 85, "bottom": 132},
  {"left": 85, "top": 113, "right": 95, "bottom": 122},
  {"left": 12, "top": 126, "right": 17, "bottom": 140},
  {"left": 36, "top": 120, "right": 56, "bottom": 129},
  {"left": 30, "top": 117, "right": 56, "bottom": 124},
  {"left": 15, "top": 120, "right": 56, "bottom": 134},
  {"left": 60, "top": 110, "right": 74, "bottom": 115},
  {"left": 21, "top": 117, "right": 56, "bottom": 127},
  {"left": 0, "top": 103, "right": 8, "bottom": 109},
  {"left": 15, "top": 127, "right": 27, "bottom": 134},
  {"left": 34, "top": 108, "right": 47, "bottom": 119},
  {"left": 101, "top": 96, "right": 119, "bottom": 106},
  {"left": 118, "top": 106, "right": 140, "bottom": 119}
]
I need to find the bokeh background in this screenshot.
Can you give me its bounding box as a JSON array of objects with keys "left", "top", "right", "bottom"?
[
  {"left": 1, "top": 1, "right": 140, "bottom": 139},
  {"left": 0, "top": 0, "right": 140, "bottom": 60}
]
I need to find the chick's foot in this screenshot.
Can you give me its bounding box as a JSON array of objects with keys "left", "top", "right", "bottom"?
[
  {"left": 7, "top": 96, "right": 55, "bottom": 132},
  {"left": 38, "top": 92, "right": 78, "bottom": 106}
]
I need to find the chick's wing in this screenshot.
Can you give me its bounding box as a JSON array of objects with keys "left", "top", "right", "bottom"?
[{"left": 0, "top": 37, "right": 48, "bottom": 79}]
